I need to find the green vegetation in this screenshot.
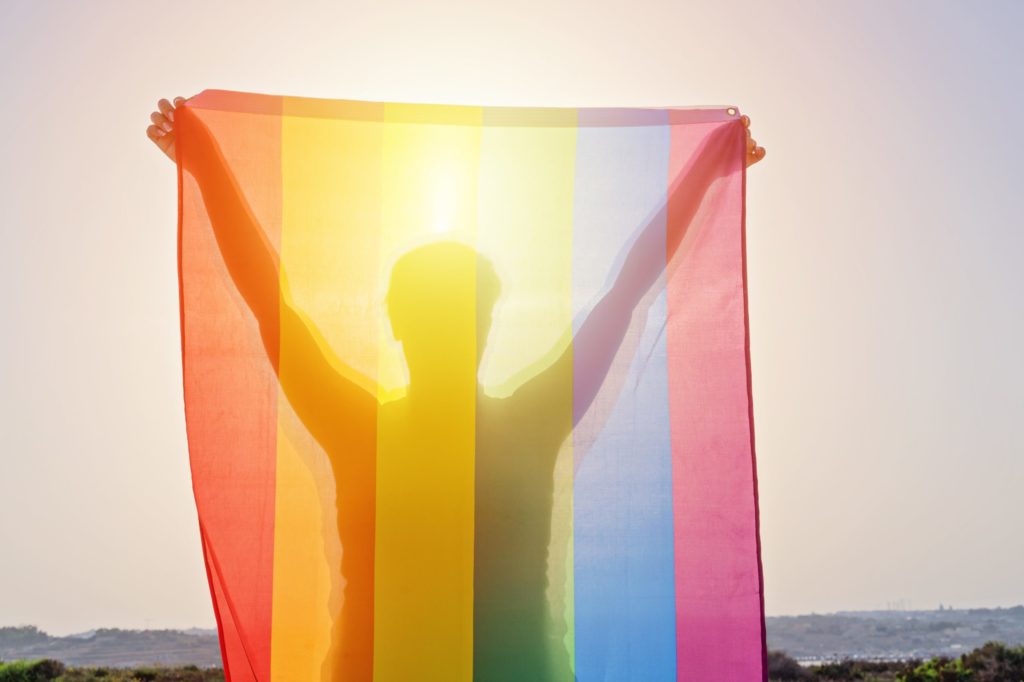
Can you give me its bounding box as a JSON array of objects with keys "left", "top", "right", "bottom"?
[
  {"left": 769, "top": 641, "right": 1024, "bottom": 681},
  {"left": 2, "top": 641, "right": 1022, "bottom": 682},
  {"left": 0, "top": 661, "right": 221, "bottom": 682}
]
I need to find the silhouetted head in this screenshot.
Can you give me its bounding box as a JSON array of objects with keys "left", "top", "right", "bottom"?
[{"left": 386, "top": 241, "right": 501, "bottom": 379}]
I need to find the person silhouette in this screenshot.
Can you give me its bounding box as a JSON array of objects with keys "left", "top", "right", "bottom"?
[{"left": 149, "top": 95, "right": 764, "bottom": 682}]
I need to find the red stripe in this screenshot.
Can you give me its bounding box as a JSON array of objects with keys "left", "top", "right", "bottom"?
[{"left": 178, "top": 95, "right": 283, "bottom": 681}]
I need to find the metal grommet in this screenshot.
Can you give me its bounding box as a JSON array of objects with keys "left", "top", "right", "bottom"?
[{"left": 726, "top": 107, "right": 737, "bottom": 116}]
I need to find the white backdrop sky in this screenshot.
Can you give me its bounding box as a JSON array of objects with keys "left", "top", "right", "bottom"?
[{"left": 0, "top": 0, "right": 1021, "bottom": 634}]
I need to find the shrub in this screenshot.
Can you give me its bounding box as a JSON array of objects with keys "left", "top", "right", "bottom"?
[
  {"left": 0, "top": 659, "right": 66, "bottom": 682},
  {"left": 768, "top": 650, "right": 814, "bottom": 680}
]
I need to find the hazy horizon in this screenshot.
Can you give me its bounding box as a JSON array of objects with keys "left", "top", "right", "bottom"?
[
  {"left": 5, "top": 602, "right": 1023, "bottom": 638},
  {"left": 1, "top": 0, "right": 1021, "bottom": 636}
]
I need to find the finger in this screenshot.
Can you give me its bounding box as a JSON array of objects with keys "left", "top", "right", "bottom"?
[
  {"left": 741, "top": 115, "right": 750, "bottom": 128},
  {"left": 159, "top": 98, "right": 177, "bottom": 122},
  {"left": 151, "top": 111, "right": 172, "bottom": 131},
  {"left": 147, "top": 124, "right": 166, "bottom": 140},
  {"left": 168, "top": 96, "right": 187, "bottom": 121},
  {"left": 148, "top": 127, "right": 172, "bottom": 156}
]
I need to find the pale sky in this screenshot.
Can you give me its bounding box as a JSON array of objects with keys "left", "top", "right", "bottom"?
[{"left": 0, "top": 0, "right": 1021, "bottom": 635}]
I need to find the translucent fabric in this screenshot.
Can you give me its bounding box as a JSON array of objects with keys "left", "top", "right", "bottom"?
[{"left": 176, "top": 89, "right": 766, "bottom": 682}]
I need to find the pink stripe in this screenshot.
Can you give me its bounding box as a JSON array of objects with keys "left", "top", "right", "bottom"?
[{"left": 665, "top": 120, "right": 765, "bottom": 681}]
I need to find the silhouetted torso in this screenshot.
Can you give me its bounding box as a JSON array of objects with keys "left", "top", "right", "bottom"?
[
  {"left": 326, "top": 385, "right": 573, "bottom": 682},
  {"left": 474, "top": 392, "right": 573, "bottom": 681}
]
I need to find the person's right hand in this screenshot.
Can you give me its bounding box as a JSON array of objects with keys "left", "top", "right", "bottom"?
[{"left": 147, "top": 97, "right": 186, "bottom": 163}]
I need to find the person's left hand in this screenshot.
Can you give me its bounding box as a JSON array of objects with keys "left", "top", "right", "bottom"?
[{"left": 742, "top": 115, "right": 766, "bottom": 167}]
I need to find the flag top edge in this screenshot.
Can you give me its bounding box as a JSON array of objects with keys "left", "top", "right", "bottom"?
[{"left": 185, "top": 89, "right": 740, "bottom": 127}]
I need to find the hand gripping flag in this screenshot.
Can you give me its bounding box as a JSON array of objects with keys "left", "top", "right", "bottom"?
[{"left": 175, "top": 89, "right": 766, "bottom": 682}]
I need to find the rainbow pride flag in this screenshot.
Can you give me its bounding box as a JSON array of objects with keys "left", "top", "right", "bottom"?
[{"left": 176, "top": 89, "right": 765, "bottom": 681}]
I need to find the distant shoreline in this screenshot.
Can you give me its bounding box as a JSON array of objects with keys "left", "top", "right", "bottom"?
[{"left": 3, "top": 606, "right": 1023, "bottom": 667}]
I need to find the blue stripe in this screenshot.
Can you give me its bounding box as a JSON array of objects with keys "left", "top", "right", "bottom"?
[{"left": 571, "top": 115, "right": 677, "bottom": 682}]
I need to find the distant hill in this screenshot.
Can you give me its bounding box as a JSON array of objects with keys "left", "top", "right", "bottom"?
[
  {"left": 0, "top": 626, "right": 220, "bottom": 668},
  {"left": 4, "top": 607, "right": 1024, "bottom": 667},
  {"left": 766, "top": 605, "right": 1024, "bottom": 662}
]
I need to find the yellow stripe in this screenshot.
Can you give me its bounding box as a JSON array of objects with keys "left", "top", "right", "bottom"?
[{"left": 372, "top": 103, "right": 483, "bottom": 682}]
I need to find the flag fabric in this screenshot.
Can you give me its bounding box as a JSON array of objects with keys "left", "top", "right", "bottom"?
[{"left": 175, "top": 88, "right": 766, "bottom": 682}]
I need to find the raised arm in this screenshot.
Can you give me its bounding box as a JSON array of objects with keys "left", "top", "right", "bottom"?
[
  {"left": 173, "top": 102, "right": 283, "bottom": 348},
  {"left": 511, "top": 116, "right": 762, "bottom": 433},
  {"left": 150, "top": 98, "right": 376, "bottom": 454}
]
